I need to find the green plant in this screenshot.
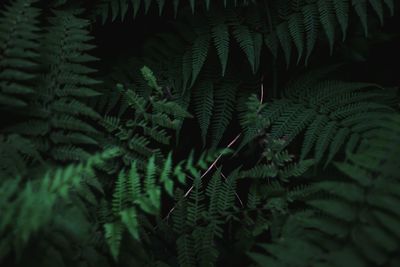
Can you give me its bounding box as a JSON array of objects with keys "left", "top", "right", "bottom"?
[{"left": 0, "top": 0, "right": 399, "bottom": 266}]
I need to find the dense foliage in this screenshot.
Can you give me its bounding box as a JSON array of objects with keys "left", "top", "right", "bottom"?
[{"left": 0, "top": 0, "right": 399, "bottom": 266}]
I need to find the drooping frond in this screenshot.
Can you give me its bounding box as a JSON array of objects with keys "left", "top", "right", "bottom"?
[
  {"left": 264, "top": 0, "right": 394, "bottom": 65},
  {"left": 94, "top": 0, "right": 256, "bottom": 22}
]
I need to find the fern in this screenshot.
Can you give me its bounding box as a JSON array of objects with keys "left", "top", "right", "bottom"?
[
  {"left": 241, "top": 70, "right": 396, "bottom": 165},
  {"left": 94, "top": 0, "right": 256, "bottom": 22},
  {"left": 240, "top": 136, "right": 314, "bottom": 181},
  {"left": 0, "top": 0, "right": 40, "bottom": 108},
  {"left": 193, "top": 80, "right": 214, "bottom": 145},
  {"left": 0, "top": 1, "right": 398, "bottom": 266},
  {"left": 97, "top": 67, "right": 191, "bottom": 170},
  {"left": 0, "top": 134, "right": 41, "bottom": 177},
  {"left": 249, "top": 114, "right": 400, "bottom": 267},
  {"left": 210, "top": 80, "right": 238, "bottom": 147},
  {"left": 263, "top": 0, "right": 394, "bottom": 64},
  {"left": 172, "top": 169, "right": 239, "bottom": 267},
  {"left": 104, "top": 149, "right": 229, "bottom": 261},
  {"left": 6, "top": 9, "right": 101, "bottom": 162},
  {"left": 0, "top": 148, "right": 119, "bottom": 261}
]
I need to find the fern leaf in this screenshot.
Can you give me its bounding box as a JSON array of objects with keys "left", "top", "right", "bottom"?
[
  {"left": 112, "top": 170, "right": 127, "bottom": 214},
  {"left": 128, "top": 161, "right": 141, "bottom": 200},
  {"left": 120, "top": 208, "right": 140, "bottom": 240},
  {"left": 211, "top": 81, "right": 238, "bottom": 148},
  {"left": 193, "top": 80, "right": 214, "bottom": 145},
  {"left": 369, "top": 0, "right": 385, "bottom": 24},
  {"left": 308, "top": 199, "right": 357, "bottom": 222},
  {"left": 325, "top": 127, "right": 350, "bottom": 167},
  {"left": 315, "top": 121, "right": 337, "bottom": 162},
  {"left": 187, "top": 177, "right": 205, "bottom": 227},
  {"left": 281, "top": 159, "right": 315, "bottom": 180},
  {"left": 0, "top": 0, "right": 40, "bottom": 108},
  {"left": 288, "top": 12, "right": 305, "bottom": 63},
  {"left": 176, "top": 234, "right": 196, "bottom": 267},
  {"left": 160, "top": 152, "right": 173, "bottom": 196},
  {"left": 383, "top": 0, "right": 394, "bottom": 15},
  {"left": 318, "top": 0, "right": 336, "bottom": 53},
  {"left": 264, "top": 32, "right": 279, "bottom": 59},
  {"left": 276, "top": 21, "right": 292, "bottom": 67},
  {"left": 206, "top": 171, "right": 222, "bottom": 217},
  {"left": 232, "top": 23, "right": 256, "bottom": 73},
  {"left": 352, "top": 0, "right": 369, "bottom": 36},
  {"left": 191, "top": 33, "right": 210, "bottom": 86},
  {"left": 210, "top": 16, "right": 230, "bottom": 76},
  {"left": 104, "top": 222, "right": 123, "bottom": 261},
  {"left": 189, "top": 0, "right": 195, "bottom": 13}
]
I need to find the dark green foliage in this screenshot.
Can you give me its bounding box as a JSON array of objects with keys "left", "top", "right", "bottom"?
[
  {"left": 0, "top": 0, "right": 40, "bottom": 108},
  {"left": 247, "top": 70, "right": 396, "bottom": 165},
  {"left": 0, "top": 0, "right": 399, "bottom": 266},
  {"left": 6, "top": 9, "right": 101, "bottom": 162},
  {"left": 249, "top": 118, "right": 400, "bottom": 266}
]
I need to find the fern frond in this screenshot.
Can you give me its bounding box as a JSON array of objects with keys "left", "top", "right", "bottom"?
[
  {"left": 176, "top": 234, "right": 196, "bottom": 267},
  {"left": 94, "top": 0, "right": 256, "bottom": 22},
  {"left": 191, "top": 33, "right": 210, "bottom": 86},
  {"left": 193, "top": 80, "right": 214, "bottom": 145},
  {"left": 232, "top": 21, "right": 256, "bottom": 73},
  {"left": 251, "top": 71, "right": 395, "bottom": 165},
  {"left": 211, "top": 80, "right": 238, "bottom": 148},
  {"left": 250, "top": 114, "right": 400, "bottom": 266},
  {"left": 6, "top": 9, "right": 102, "bottom": 163},
  {"left": 187, "top": 177, "right": 205, "bottom": 227},
  {"left": 0, "top": 0, "right": 40, "bottom": 108},
  {"left": 0, "top": 148, "right": 118, "bottom": 259},
  {"left": 104, "top": 221, "right": 123, "bottom": 261},
  {"left": 209, "top": 14, "right": 230, "bottom": 76}
]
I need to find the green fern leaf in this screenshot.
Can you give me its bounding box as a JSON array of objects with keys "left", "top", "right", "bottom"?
[
  {"left": 210, "top": 16, "right": 230, "bottom": 76},
  {"left": 104, "top": 222, "right": 123, "bottom": 261},
  {"left": 232, "top": 23, "right": 256, "bottom": 73},
  {"left": 191, "top": 33, "right": 210, "bottom": 86},
  {"left": 352, "top": 0, "right": 369, "bottom": 36},
  {"left": 369, "top": 0, "right": 385, "bottom": 24},
  {"left": 315, "top": 121, "right": 337, "bottom": 162},
  {"left": 318, "top": 0, "right": 336, "bottom": 53},
  {"left": 112, "top": 171, "right": 127, "bottom": 214},
  {"left": 187, "top": 177, "right": 205, "bottom": 227},
  {"left": 120, "top": 208, "right": 140, "bottom": 240},
  {"left": 0, "top": 0, "right": 40, "bottom": 108},
  {"left": 193, "top": 80, "right": 214, "bottom": 145},
  {"left": 288, "top": 13, "right": 305, "bottom": 63},
  {"left": 383, "top": 0, "right": 394, "bottom": 15},
  {"left": 325, "top": 128, "right": 351, "bottom": 167},
  {"left": 160, "top": 152, "right": 173, "bottom": 196},
  {"left": 302, "top": 5, "right": 319, "bottom": 64},
  {"left": 276, "top": 21, "right": 292, "bottom": 67},
  {"left": 211, "top": 81, "right": 238, "bottom": 148},
  {"left": 333, "top": 0, "right": 350, "bottom": 40},
  {"left": 176, "top": 234, "right": 196, "bottom": 267}
]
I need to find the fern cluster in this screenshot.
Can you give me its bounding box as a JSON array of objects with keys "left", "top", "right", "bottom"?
[
  {"left": 0, "top": 0, "right": 399, "bottom": 266},
  {"left": 249, "top": 117, "right": 400, "bottom": 266}
]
